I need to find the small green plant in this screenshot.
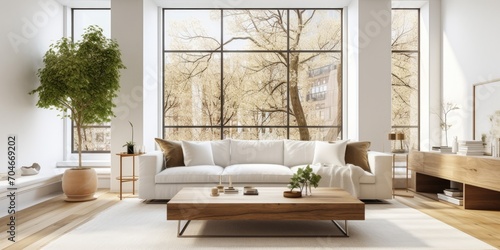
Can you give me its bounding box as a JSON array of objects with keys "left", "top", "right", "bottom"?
[
  {"left": 123, "top": 121, "right": 135, "bottom": 147},
  {"left": 288, "top": 165, "right": 322, "bottom": 195}
]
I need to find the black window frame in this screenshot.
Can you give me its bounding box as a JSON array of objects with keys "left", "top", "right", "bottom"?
[
  {"left": 391, "top": 8, "right": 420, "bottom": 151},
  {"left": 161, "top": 8, "right": 344, "bottom": 141}
]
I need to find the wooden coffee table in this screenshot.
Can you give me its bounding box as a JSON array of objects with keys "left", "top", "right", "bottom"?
[{"left": 167, "top": 187, "right": 365, "bottom": 237}]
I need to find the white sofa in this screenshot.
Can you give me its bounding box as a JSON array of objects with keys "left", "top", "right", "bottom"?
[{"left": 138, "top": 139, "right": 393, "bottom": 200}]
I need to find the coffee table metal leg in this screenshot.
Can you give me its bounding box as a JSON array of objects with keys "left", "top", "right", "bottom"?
[
  {"left": 176, "top": 220, "right": 349, "bottom": 237},
  {"left": 332, "top": 220, "right": 348, "bottom": 236},
  {"left": 177, "top": 220, "right": 191, "bottom": 237}
]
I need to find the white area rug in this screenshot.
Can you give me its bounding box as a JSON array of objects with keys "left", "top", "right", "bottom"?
[{"left": 43, "top": 199, "right": 495, "bottom": 249}]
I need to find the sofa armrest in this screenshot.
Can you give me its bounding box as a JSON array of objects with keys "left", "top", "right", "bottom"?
[
  {"left": 366, "top": 151, "right": 393, "bottom": 199},
  {"left": 367, "top": 151, "right": 392, "bottom": 175},
  {"left": 138, "top": 151, "right": 163, "bottom": 199}
]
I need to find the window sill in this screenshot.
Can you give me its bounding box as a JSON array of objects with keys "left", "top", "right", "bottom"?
[{"left": 56, "top": 161, "right": 111, "bottom": 168}]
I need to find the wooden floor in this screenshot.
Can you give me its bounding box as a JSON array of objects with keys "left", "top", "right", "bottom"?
[
  {"left": 394, "top": 189, "right": 500, "bottom": 248},
  {"left": 1, "top": 189, "right": 499, "bottom": 249},
  {"left": 0, "top": 190, "right": 119, "bottom": 250}
]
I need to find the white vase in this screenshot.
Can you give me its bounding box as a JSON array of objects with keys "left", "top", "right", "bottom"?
[{"left": 452, "top": 137, "right": 458, "bottom": 153}]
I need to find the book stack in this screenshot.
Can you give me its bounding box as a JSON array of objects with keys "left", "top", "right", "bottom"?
[
  {"left": 437, "top": 188, "right": 463, "bottom": 205},
  {"left": 431, "top": 146, "right": 452, "bottom": 153},
  {"left": 439, "top": 146, "right": 452, "bottom": 153},
  {"left": 457, "top": 140, "right": 484, "bottom": 156}
]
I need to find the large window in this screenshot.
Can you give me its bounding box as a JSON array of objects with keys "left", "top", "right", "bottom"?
[
  {"left": 71, "top": 8, "right": 111, "bottom": 153},
  {"left": 391, "top": 9, "right": 420, "bottom": 151},
  {"left": 163, "top": 9, "right": 343, "bottom": 141}
]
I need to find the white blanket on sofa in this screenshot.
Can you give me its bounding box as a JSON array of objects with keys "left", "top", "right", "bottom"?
[{"left": 316, "top": 164, "right": 366, "bottom": 198}]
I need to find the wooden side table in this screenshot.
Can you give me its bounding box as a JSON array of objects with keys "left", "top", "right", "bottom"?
[
  {"left": 392, "top": 152, "right": 413, "bottom": 197},
  {"left": 116, "top": 153, "right": 143, "bottom": 200}
]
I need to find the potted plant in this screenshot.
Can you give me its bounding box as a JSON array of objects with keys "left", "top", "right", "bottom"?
[
  {"left": 123, "top": 121, "right": 135, "bottom": 154},
  {"left": 30, "top": 25, "right": 125, "bottom": 201},
  {"left": 284, "top": 165, "right": 322, "bottom": 198}
]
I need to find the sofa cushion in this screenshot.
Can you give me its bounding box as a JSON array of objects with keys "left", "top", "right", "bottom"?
[
  {"left": 155, "top": 165, "right": 223, "bottom": 184},
  {"left": 211, "top": 139, "right": 231, "bottom": 167},
  {"left": 229, "top": 139, "right": 284, "bottom": 165},
  {"left": 154, "top": 138, "right": 184, "bottom": 169},
  {"left": 222, "top": 164, "right": 292, "bottom": 183},
  {"left": 181, "top": 141, "right": 215, "bottom": 166},
  {"left": 283, "top": 140, "right": 316, "bottom": 167},
  {"left": 345, "top": 141, "right": 371, "bottom": 173},
  {"left": 312, "top": 140, "right": 348, "bottom": 166}
]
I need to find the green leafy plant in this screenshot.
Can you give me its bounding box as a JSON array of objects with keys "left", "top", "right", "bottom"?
[
  {"left": 288, "top": 165, "right": 322, "bottom": 195},
  {"left": 30, "top": 25, "right": 125, "bottom": 168}
]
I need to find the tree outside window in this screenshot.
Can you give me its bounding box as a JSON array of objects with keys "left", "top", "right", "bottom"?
[
  {"left": 391, "top": 9, "right": 420, "bottom": 151},
  {"left": 163, "top": 9, "right": 343, "bottom": 141}
]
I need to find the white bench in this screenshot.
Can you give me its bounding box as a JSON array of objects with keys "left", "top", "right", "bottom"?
[{"left": 0, "top": 169, "right": 64, "bottom": 218}]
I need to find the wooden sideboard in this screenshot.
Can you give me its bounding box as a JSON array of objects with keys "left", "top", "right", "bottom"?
[{"left": 408, "top": 151, "right": 500, "bottom": 210}]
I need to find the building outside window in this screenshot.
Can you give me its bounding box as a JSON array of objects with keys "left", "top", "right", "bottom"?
[
  {"left": 162, "top": 9, "right": 343, "bottom": 141},
  {"left": 391, "top": 8, "right": 420, "bottom": 151}
]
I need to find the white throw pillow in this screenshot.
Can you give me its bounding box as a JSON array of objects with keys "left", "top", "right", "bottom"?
[
  {"left": 283, "top": 140, "right": 316, "bottom": 167},
  {"left": 181, "top": 141, "right": 215, "bottom": 166},
  {"left": 211, "top": 139, "right": 231, "bottom": 167},
  {"left": 312, "top": 140, "right": 348, "bottom": 166},
  {"left": 229, "top": 139, "right": 284, "bottom": 165}
]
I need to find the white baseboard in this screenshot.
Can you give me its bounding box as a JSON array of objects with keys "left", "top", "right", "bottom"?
[{"left": 95, "top": 168, "right": 110, "bottom": 189}]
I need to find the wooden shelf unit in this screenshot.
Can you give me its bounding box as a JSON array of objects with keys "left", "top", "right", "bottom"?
[
  {"left": 408, "top": 151, "right": 500, "bottom": 210},
  {"left": 115, "top": 153, "right": 143, "bottom": 200}
]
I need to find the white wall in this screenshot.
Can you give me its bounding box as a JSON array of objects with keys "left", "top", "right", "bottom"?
[
  {"left": 419, "top": 0, "right": 442, "bottom": 150},
  {"left": 441, "top": 0, "right": 500, "bottom": 142},
  {"left": 143, "top": 0, "right": 160, "bottom": 158},
  {"left": 347, "top": 0, "right": 392, "bottom": 151},
  {"left": 0, "top": 0, "right": 64, "bottom": 174},
  {"left": 110, "top": 0, "right": 159, "bottom": 192}
]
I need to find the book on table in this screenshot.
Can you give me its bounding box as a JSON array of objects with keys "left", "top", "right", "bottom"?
[
  {"left": 457, "top": 140, "right": 484, "bottom": 156},
  {"left": 443, "top": 188, "right": 463, "bottom": 197},
  {"left": 437, "top": 193, "right": 463, "bottom": 206},
  {"left": 439, "top": 146, "right": 452, "bottom": 153}
]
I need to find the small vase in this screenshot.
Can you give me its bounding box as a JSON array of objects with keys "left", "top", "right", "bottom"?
[
  {"left": 452, "top": 137, "right": 458, "bottom": 154},
  {"left": 303, "top": 183, "right": 311, "bottom": 196}
]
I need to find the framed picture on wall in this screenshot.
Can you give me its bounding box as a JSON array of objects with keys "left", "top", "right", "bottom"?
[{"left": 473, "top": 79, "right": 500, "bottom": 155}]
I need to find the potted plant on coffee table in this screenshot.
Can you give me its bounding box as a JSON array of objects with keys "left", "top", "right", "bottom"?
[
  {"left": 284, "top": 165, "right": 322, "bottom": 198},
  {"left": 30, "top": 25, "right": 125, "bottom": 202}
]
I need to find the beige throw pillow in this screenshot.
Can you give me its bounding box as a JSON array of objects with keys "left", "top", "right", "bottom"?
[
  {"left": 154, "top": 138, "right": 184, "bottom": 169},
  {"left": 345, "top": 141, "right": 371, "bottom": 173}
]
